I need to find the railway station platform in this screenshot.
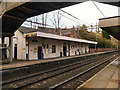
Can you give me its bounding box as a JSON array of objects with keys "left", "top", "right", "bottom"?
[
  {"left": 1, "top": 51, "right": 116, "bottom": 70},
  {"left": 78, "top": 55, "right": 120, "bottom": 89}
]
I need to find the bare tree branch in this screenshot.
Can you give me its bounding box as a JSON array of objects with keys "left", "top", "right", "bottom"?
[{"left": 51, "top": 11, "right": 63, "bottom": 33}]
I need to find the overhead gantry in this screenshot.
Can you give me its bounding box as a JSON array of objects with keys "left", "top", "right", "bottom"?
[{"left": 1, "top": 0, "right": 119, "bottom": 62}]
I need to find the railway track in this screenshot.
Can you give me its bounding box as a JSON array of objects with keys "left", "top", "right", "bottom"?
[
  {"left": 50, "top": 54, "right": 117, "bottom": 89},
  {"left": 2, "top": 52, "right": 119, "bottom": 89}
]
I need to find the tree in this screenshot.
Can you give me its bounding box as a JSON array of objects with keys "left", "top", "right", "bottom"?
[
  {"left": 76, "top": 24, "right": 118, "bottom": 49},
  {"left": 80, "top": 24, "right": 87, "bottom": 31},
  {"left": 77, "top": 24, "right": 96, "bottom": 41},
  {"left": 102, "top": 30, "right": 111, "bottom": 39},
  {"left": 27, "top": 16, "right": 38, "bottom": 29},
  {"left": 42, "top": 13, "right": 48, "bottom": 28},
  {"left": 51, "top": 11, "right": 62, "bottom": 32}
]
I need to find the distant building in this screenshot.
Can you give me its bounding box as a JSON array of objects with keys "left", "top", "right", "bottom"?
[
  {"left": 38, "top": 26, "right": 81, "bottom": 39},
  {"left": 60, "top": 27, "right": 82, "bottom": 39},
  {"left": 3, "top": 26, "right": 97, "bottom": 60},
  {"left": 37, "top": 26, "right": 59, "bottom": 35}
]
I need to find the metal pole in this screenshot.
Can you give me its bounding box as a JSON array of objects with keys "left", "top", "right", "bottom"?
[
  {"left": 2, "top": 37, "right": 5, "bottom": 60},
  {"left": 95, "top": 45, "right": 96, "bottom": 52},
  {"left": 68, "top": 41, "right": 70, "bottom": 56},
  {"left": 91, "top": 24, "right": 92, "bottom": 32},
  {"left": 9, "top": 36, "right": 13, "bottom": 62},
  {"left": 26, "top": 37, "right": 29, "bottom": 60}
]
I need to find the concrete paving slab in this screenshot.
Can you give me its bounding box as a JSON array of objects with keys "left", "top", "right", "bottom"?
[
  {"left": 106, "top": 69, "right": 118, "bottom": 88},
  {"left": 79, "top": 56, "right": 120, "bottom": 89}
]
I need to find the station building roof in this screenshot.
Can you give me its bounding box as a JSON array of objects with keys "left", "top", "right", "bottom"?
[
  {"left": 36, "top": 32, "right": 97, "bottom": 45},
  {"left": 19, "top": 26, "right": 58, "bottom": 34},
  {"left": 19, "top": 26, "right": 97, "bottom": 45}
]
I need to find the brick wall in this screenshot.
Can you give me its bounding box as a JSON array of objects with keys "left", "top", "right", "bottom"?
[{"left": 90, "top": 48, "right": 116, "bottom": 53}]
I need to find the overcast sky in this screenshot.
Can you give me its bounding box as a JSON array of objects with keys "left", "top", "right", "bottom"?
[{"left": 22, "top": 1, "right": 119, "bottom": 28}]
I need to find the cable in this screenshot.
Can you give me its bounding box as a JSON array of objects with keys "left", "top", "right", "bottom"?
[
  {"left": 59, "top": 13, "right": 80, "bottom": 25},
  {"left": 59, "top": 9, "right": 80, "bottom": 20},
  {"left": 60, "top": 9, "right": 91, "bottom": 25},
  {"left": 91, "top": 0, "right": 106, "bottom": 18},
  {"left": 3, "top": 14, "right": 54, "bottom": 27},
  {"left": 49, "top": 3, "right": 80, "bottom": 21},
  {"left": 49, "top": 3, "right": 91, "bottom": 25}
]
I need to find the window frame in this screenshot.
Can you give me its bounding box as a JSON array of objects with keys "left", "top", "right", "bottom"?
[{"left": 52, "top": 45, "right": 56, "bottom": 53}]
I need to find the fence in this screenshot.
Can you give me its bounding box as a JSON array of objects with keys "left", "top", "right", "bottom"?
[{"left": 90, "top": 48, "right": 116, "bottom": 53}]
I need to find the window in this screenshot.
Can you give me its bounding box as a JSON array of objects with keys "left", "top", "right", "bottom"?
[
  {"left": 15, "top": 44, "right": 17, "bottom": 47},
  {"left": 63, "top": 42, "right": 66, "bottom": 45},
  {"left": 47, "top": 44, "right": 49, "bottom": 49},
  {"left": 42, "top": 44, "right": 45, "bottom": 49},
  {"left": 81, "top": 44, "right": 83, "bottom": 47},
  {"left": 63, "top": 42, "right": 66, "bottom": 46},
  {"left": 35, "top": 40, "right": 38, "bottom": 42},
  {"left": 52, "top": 45, "right": 56, "bottom": 53},
  {"left": 46, "top": 44, "right": 49, "bottom": 54},
  {"left": 32, "top": 40, "right": 38, "bottom": 43}
]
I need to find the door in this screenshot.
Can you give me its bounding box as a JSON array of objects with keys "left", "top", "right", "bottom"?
[
  {"left": 85, "top": 48, "right": 87, "bottom": 53},
  {"left": 0, "top": 49, "right": 2, "bottom": 59},
  {"left": 38, "top": 46, "right": 42, "bottom": 59},
  {"left": 63, "top": 46, "right": 67, "bottom": 56},
  {"left": 14, "top": 44, "right": 17, "bottom": 59}
]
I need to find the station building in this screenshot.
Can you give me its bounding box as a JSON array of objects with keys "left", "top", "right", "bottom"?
[{"left": 4, "top": 26, "right": 97, "bottom": 60}]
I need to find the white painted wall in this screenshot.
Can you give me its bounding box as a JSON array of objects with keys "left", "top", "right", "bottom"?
[
  {"left": 3, "top": 30, "right": 90, "bottom": 60},
  {"left": 13, "top": 30, "right": 26, "bottom": 60},
  {"left": 4, "top": 30, "right": 26, "bottom": 60},
  {"left": 29, "top": 37, "right": 65, "bottom": 60},
  {"left": 28, "top": 37, "right": 90, "bottom": 60}
]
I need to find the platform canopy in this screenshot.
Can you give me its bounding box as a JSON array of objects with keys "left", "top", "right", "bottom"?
[
  {"left": 24, "top": 30, "right": 98, "bottom": 45},
  {"left": 99, "top": 16, "right": 120, "bottom": 40}
]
